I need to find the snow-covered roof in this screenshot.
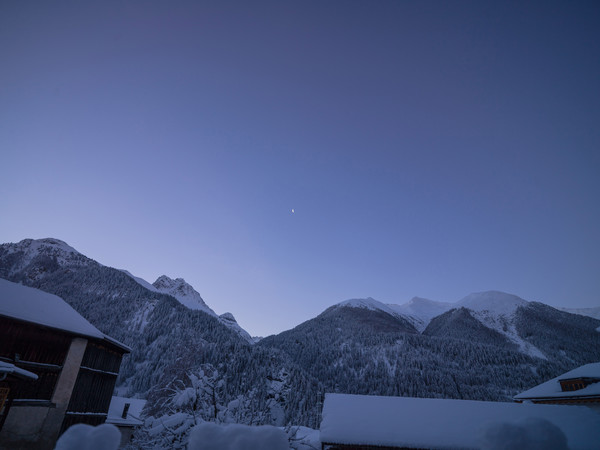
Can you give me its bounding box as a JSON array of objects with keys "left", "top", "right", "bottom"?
[
  {"left": 0, "top": 361, "right": 38, "bottom": 380},
  {"left": 0, "top": 278, "right": 130, "bottom": 352},
  {"left": 514, "top": 362, "right": 600, "bottom": 400},
  {"left": 320, "top": 393, "right": 600, "bottom": 450},
  {"left": 106, "top": 396, "right": 146, "bottom": 427}
]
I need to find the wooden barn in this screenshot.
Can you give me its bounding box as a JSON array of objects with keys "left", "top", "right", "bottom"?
[
  {"left": 514, "top": 362, "right": 600, "bottom": 410},
  {"left": 0, "top": 278, "right": 130, "bottom": 449},
  {"left": 319, "top": 393, "right": 600, "bottom": 449}
]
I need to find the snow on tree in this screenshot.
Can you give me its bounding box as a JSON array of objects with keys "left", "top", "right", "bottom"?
[{"left": 132, "top": 364, "right": 276, "bottom": 449}]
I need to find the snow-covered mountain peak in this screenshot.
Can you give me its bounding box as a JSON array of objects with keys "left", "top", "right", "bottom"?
[
  {"left": 0, "top": 238, "right": 91, "bottom": 277},
  {"left": 455, "top": 291, "right": 545, "bottom": 359},
  {"left": 336, "top": 297, "right": 401, "bottom": 318},
  {"left": 457, "top": 291, "right": 528, "bottom": 316},
  {"left": 387, "top": 297, "right": 453, "bottom": 332},
  {"left": 153, "top": 275, "right": 187, "bottom": 291},
  {"left": 10, "top": 238, "right": 81, "bottom": 257},
  {"left": 220, "top": 312, "right": 237, "bottom": 322},
  {"left": 32, "top": 237, "right": 79, "bottom": 252},
  {"left": 219, "top": 312, "right": 254, "bottom": 344},
  {"left": 152, "top": 275, "right": 215, "bottom": 315}
]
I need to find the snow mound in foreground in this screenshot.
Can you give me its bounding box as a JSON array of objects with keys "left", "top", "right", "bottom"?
[
  {"left": 188, "top": 422, "right": 288, "bottom": 450},
  {"left": 55, "top": 423, "right": 120, "bottom": 450}
]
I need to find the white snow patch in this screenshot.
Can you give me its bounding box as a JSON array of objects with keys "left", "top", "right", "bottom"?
[
  {"left": 468, "top": 309, "right": 547, "bottom": 360},
  {"left": 127, "top": 301, "right": 157, "bottom": 332},
  {"left": 55, "top": 423, "right": 121, "bottom": 450},
  {"left": 187, "top": 422, "right": 288, "bottom": 450}
]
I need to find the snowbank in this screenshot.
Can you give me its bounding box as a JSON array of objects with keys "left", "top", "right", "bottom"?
[
  {"left": 187, "top": 422, "right": 288, "bottom": 450},
  {"left": 54, "top": 423, "right": 121, "bottom": 450}
]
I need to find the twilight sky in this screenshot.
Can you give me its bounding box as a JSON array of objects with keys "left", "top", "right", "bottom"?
[{"left": 1, "top": 1, "right": 599, "bottom": 337}]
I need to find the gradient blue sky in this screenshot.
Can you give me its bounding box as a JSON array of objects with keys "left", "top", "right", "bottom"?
[{"left": 1, "top": 1, "right": 599, "bottom": 336}]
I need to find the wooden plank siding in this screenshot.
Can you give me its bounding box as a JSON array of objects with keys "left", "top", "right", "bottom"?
[
  {"left": 59, "top": 342, "right": 124, "bottom": 433},
  {"left": 0, "top": 316, "right": 70, "bottom": 402}
]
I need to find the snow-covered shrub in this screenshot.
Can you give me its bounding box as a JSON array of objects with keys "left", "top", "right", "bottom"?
[
  {"left": 285, "top": 425, "right": 321, "bottom": 450},
  {"left": 54, "top": 423, "right": 121, "bottom": 450},
  {"left": 132, "top": 364, "right": 275, "bottom": 448}
]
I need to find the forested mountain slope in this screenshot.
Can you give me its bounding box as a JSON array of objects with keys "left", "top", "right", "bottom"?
[{"left": 259, "top": 300, "right": 600, "bottom": 406}]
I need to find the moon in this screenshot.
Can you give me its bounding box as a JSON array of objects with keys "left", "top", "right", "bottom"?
[{"left": 291, "top": 209, "right": 295, "bottom": 213}]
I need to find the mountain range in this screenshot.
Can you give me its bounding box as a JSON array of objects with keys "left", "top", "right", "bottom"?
[{"left": 1, "top": 237, "right": 599, "bottom": 428}]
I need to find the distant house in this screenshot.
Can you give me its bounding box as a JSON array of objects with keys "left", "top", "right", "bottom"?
[
  {"left": 514, "top": 362, "right": 600, "bottom": 410},
  {"left": 0, "top": 278, "right": 130, "bottom": 450},
  {"left": 319, "top": 393, "right": 600, "bottom": 449},
  {"left": 106, "top": 396, "right": 146, "bottom": 447}
]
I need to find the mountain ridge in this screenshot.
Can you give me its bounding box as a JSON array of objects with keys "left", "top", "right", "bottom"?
[{"left": 2, "top": 237, "right": 600, "bottom": 429}]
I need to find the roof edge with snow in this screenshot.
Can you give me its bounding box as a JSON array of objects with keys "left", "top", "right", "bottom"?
[{"left": 0, "top": 278, "right": 130, "bottom": 353}]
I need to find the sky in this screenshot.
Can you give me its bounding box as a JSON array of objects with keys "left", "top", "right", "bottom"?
[{"left": 1, "top": 1, "right": 599, "bottom": 337}]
